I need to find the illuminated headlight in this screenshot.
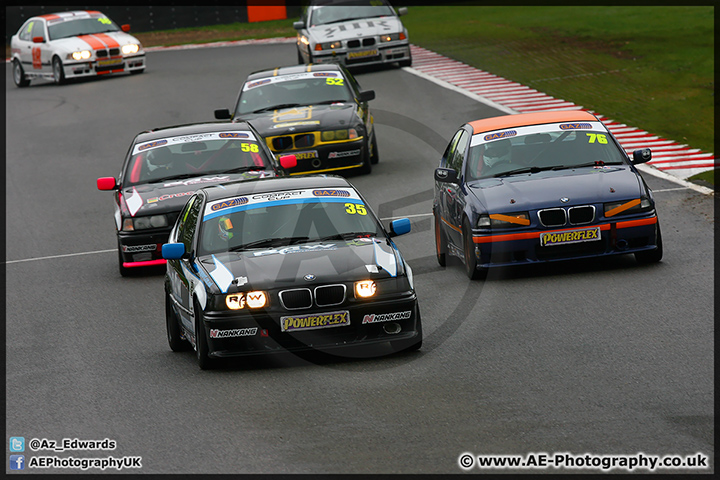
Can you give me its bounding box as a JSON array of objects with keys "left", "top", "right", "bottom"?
[
  {"left": 321, "top": 128, "right": 358, "bottom": 142},
  {"left": 69, "top": 50, "right": 91, "bottom": 60},
  {"left": 132, "top": 215, "right": 169, "bottom": 230},
  {"left": 122, "top": 43, "right": 140, "bottom": 55},
  {"left": 315, "top": 41, "right": 342, "bottom": 51},
  {"left": 355, "top": 280, "right": 376, "bottom": 298},
  {"left": 225, "top": 291, "right": 267, "bottom": 310},
  {"left": 380, "top": 33, "right": 401, "bottom": 42},
  {"left": 604, "top": 197, "right": 652, "bottom": 217}
]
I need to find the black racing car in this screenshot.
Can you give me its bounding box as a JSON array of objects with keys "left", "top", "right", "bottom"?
[
  {"left": 214, "top": 63, "right": 378, "bottom": 175},
  {"left": 97, "top": 122, "right": 297, "bottom": 276},
  {"left": 161, "top": 175, "right": 421, "bottom": 368}
]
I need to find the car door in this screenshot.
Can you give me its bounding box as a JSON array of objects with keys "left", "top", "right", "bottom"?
[
  {"left": 167, "top": 194, "right": 203, "bottom": 333},
  {"left": 30, "top": 19, "right": 51, "bottom": 74},
  {"left": 15, "top": 19, "right": 38, "bottom": 72},
  {"left": 440, "top": 128, "right": 471, "bottom": 247}
]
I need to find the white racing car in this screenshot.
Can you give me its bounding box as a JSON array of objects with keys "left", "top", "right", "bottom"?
[
  {"left": 10, "top": 10, "right": 145, "bottom": 87},
  {"left": 294, "top": 0, "right": 412, "bottom": 68}
]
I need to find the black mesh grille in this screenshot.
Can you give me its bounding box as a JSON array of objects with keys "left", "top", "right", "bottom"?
[
  {"left": 279, "top": 289, "right": 312, "bottom": 310},
  {"left": 347, "top": 39, "right": 360, "bottom": 48},
  {"left": 569, "top": 206, "right": 595, "bottom": 225},
  {"left": 314, "top": 285, "right": 345, "bottom": 307},
  {"left": 362, "top": 38, "right": 375, "bottom": 46},
  {"left": 539, "top": 208, "right": 567, "bottom": 227},
  {"left": 109, "top": 48, "right": 120, "bottom": 56}
]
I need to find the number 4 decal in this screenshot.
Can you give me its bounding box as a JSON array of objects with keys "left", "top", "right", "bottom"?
[{"left": 32, "top": 47, "right": 42, "bottom": 69}]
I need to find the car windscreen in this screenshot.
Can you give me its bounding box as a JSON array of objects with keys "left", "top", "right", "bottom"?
[
  {"left": 237, "top": 73, "right": 353, "bottom": 115},
  {"left": 124, "top": 132, "right": 270, "bottom": 186},
  {"left": 200, "top": 189, "right": 381, "bottom": 256},
  {"left": 466, "top": 123, "right": 628, "bottom": 180},
  {"left": 48, "top": 17, "right": 120, "bottom": 40},
  {"left": 310, "top": 2, "right": 395, "bottom": 26}
]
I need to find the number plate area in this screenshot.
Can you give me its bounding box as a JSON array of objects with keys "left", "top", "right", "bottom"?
[
  {"left": 280, "top": 310, "right": 351, "bottom": 332},
  {"left": 540, "top": 227, "right": 601, "bottom": 247},
  {"left": 347, "top": 49, "right": 378, "bottom": 59}
]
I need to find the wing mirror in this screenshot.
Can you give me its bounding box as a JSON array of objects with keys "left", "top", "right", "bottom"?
[
  {"left": 162, "top": 243, "right": 186, "bottom": 260},
  {"left": 388, "top": 218, "right": 411, "bottom": 237},
  {"left": 214, "top": 108, "right": 232, "bottom": 120},
  {"left": 97, "top": 177, "right": 117, "bottom": 190},
  {"left": 358, "top": 90, "right": 375, "bottom": 102},
  {"left": 434, "top": 167, "right": 458, "bottom": 184},
  {"left": 293, "top": 21, "right": 305, "bottom": 30},
  {"left": 632, "top": 148, "right": 652, "bottom": 165},
  {"left": 278, "top": 154, "right": 297, "bottom": 170}
]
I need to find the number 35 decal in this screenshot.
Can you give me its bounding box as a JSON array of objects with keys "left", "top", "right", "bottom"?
[{"left": 345, "top": 203, "right": 367, "bottom": 215}]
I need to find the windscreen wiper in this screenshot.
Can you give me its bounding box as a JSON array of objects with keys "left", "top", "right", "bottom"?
[
  {"left": 228, "top": 236, "right": 310, "bottom": 252},
  {"left": 250, "top": 103, "right": 302, "bottom": 114}
]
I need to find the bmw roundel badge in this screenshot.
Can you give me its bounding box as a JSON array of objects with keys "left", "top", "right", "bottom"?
[
  {"left": 560, "top": 197, "right": 569, "bottom": 203},
  {"left": 303, "top": 274, "right": 316, "bottom": 281}
]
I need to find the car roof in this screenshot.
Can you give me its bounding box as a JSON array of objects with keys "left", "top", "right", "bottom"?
[
  {"left": 133, "top": 121, "right": 257, "bottom": 144},
  {"left": 35, "top": 10, "right": 107, "bottom": 23},
  {"left": 245, "top": 63, "right": 344, "bottom": 82},
  {"left": 467, "top": 111, "right": 600, "bottom": 135},
  {"left": 201, "top": 175, "right": 353, "bottom": 203}
]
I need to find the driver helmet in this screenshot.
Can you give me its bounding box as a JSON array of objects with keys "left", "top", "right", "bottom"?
[
  {"left": 146, "top": 147, "right": 173, "bottom": 172},
  {"left": 483, "top": 139, "right": 512, "bottom": 167},
  {"left": 218, "top": 216, "right": 234, "bottom": 241}
]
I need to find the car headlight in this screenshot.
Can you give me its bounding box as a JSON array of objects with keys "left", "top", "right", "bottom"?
[
  {"left": 225, "top": 291, "right": 268, "bottom": 310},
  {"left": 380, "top": 33, "right": 404, "bottom": 42},
  {"left": 315, "top": 41, "right": 342, "bottom": 51},
  {"left": 321, "top": 128, "right": 358, "bottom": 142},
  {"left": 127, "top": 215, "right": 169, "bottom": 231},
  {"left": 355, "top": 280, "right": 376, "bottom": 298},
  {"left": 122, "top": 43, "right": 140, "bottom": 55},
  {"left": 477, "top": 212, "right": 530, "bottom": 229},
  {"left": 69, "top": 50, "right": 91, "bottom": 60},
  {"left": 604, "top": 197, "right": 652, "bottom": 217}
]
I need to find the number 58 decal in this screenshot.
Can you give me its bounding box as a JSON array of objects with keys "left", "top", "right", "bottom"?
[{"left": 345, "top": 203, "right": 367, "bottom": 215}]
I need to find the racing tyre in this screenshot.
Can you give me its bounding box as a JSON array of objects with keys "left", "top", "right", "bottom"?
[
  {"left": 166, "top": 292, "right": 190, "bottom": 352},
  {"left": 117, "top": 241, "right": 131, "bottom": 277},
  {"left": 297, "top": 49, "right": 304, "bottom": 64},
  {"left": 130, "top": 68, "right": 145, "bottom": 75},
  {"left": 194, "top": 301, "right": 217, "bottom": 370},
  {"left": 12, "top": 60, "right": 30, "bottom": 87},
  {"left": 398, "top": 52, "right": 412, "bottom": 68},
  {"left": 434, "top": 212, "right": 447, "bottom": 267},
  {"left": 370, "top": 134, "right": 379, "bottom": 165},
  {"left": 463, "top": 219, "right": 486, "bottom": 280},
  {"left": 52, "top": 56, "right": 66, "bottom": 85},
  {"left": 635, "top": 222, "right": 663, "bottom": 264},
  {"left": 358, "top": 139, "right": 372, "bottom": 174}
]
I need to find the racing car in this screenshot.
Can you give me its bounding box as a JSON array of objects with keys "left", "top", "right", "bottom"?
[
  {"left": 433, "top": 110, "right": 663, "bottom": 279},
  {"left": 10, "top": 10, "right": 145, "bottom": 87},
  {"left": 97, "top": 122, "right": 297, "bottom": 276},
  {"left": 161, "top": 175, "right": 421, "bottom": 368},
  {"left": 293, "top": 0, "right": 412, "bottom": 68},
  {"left": 215, "top": 63, "right": 378, "bottom": 175}
]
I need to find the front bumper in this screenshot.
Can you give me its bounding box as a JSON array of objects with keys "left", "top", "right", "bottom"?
[
  {"left": 312, "top": 44, "right": 411, "bottom": 67},
  {"left": 117, "top": 228, "right": 170, "bottom": 268},
  {"left": 269, "top": 137, "right": 367, "bottom": 175},
  {"left": 470, "top": 216, "right": 660, "bottom": 267},
  {"left": 200, "top": 294, "right": 419, "bottom": 357},
  {"left": 63, "top": 53, "right": 145, "bottom": 79}
]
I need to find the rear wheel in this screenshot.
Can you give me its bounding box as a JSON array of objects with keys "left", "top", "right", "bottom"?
[
  {"left": 463, "top": 219, "right": 485, "bottom": 280},
  {"left": 434, "top": 212, "right": 447, "bottom": 267},
  {"left": 52, "top": 56, "right": 65, "bottom": 85},
  {"left": 370, "top": 134, "right": 379, "bottom": 165},
  {"left": 166, "top": 292, "right": 190, "bottom": 351},
  {"left": 635, "top": 222, "right": 663, "bottom": 264},
  {"left": 194, "top": 301, "right": 216, "bottom": 370},
  {"left": 12, "top": 60, "right": 30, "bottom": 87}
]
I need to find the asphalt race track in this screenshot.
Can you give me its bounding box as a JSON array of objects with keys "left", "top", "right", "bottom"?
[{"left": 5, "top": 43, "right": 714, "bottom": 474}]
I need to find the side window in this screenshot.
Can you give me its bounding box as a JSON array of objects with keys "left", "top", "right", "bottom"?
[
  {"left": 450, "top": 130, "right": 470, "bottom": 174},
  {"left": 19, "top": 21, "right": 33, "bottom": 41},
  {"left": 440, "top": 130, "right": 463, "bottom": 168},
  {"left": 175, "top": 195, "right": 202, "bottom": 252},
  {"left": 30, "top": 20, "right": 45, "bottom": 41}
]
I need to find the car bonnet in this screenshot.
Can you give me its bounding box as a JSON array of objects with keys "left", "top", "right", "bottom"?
[
  {"left": 467, "top": 166, "right": 645, "bottom": 212},
  {"left": 196, "top": 238, "right": 400, "bottom": 294}
]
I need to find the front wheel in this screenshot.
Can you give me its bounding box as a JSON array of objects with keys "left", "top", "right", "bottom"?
[
  {"left": 391, "top": 306, "right": 422, "bottom": 353},
  {"left": 166, "top": 292, "right": 190, "bottom": 352},
  {"left": 434, "top": 212, "right": 447, "bottom": 267},
  {"left": 117, "top": 240, "right": 131, "bottom": 277},
  {"left": 130, "top": 68, "right": 145, "bottom": 75},
  {"left": 635, "top": 222, "right": 663, "bottom": 264},
  {"left": 463, "top": 219, "right": 485, "bottom": 280},
  {"left": 52, "top": 56, "right": 66, "bottom": 85},
  {"left": 370, "top": 134, "right": 379, "bottom": 165},
  {"left": 357, "top": 139, "right": 372, "bottom": 174},
  {"left": 12, "top": 60, "right": 30, "bottom": 87},
  {"left": 194, "top": 301, "right": 216, "bottom": 370}
]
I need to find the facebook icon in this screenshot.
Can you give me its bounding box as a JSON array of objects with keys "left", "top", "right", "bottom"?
[{"left": 10, "top": 455, "right": 25, "bottom": 470}]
